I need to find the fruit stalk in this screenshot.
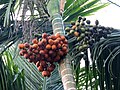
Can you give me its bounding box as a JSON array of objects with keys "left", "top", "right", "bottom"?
[{"left": 47, "top": 0, "right": 76, "bottom": 90}]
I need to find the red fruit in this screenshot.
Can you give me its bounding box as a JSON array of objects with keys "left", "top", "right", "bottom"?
[
  {"left": 29, "top": 55, "right": 35, "bottom": 60},
  {"left": 44, "top": 54, "right": 48, "bottom": 59},
  {"left": 46, "top": 44, "right": 51, "bottom": 50},
  {"left": 48, "top": 39, "right": 54, "bottom": 45},
  {"left": 19, "top": 50, "right": 24, "bottom": 56},
  {"left": 36, "top": 54, "right": 41, "bottom": 60},
  {"left": 57, "top": 43, "right": 62, "bottom": 48},
  {"left": 33, "top": 49, "right": 39, "bottom": 54},
  {"left": 24, "top": 43, "right": 30, "bottom": 48},
  {"left": 42, "top": 71, "right": 51, "bottom": 77},
  {"left": 62, "top": 46, "right": 68, "bottom": 52},
  {"left": 44, "top": 49, "right": 48, "bottom": 54},
  {"left": 48, "top": 50, "right": 54, "bottom": 55},
  {"left": 47, "top": 57, "right": 53, "bottom": 62},
  {"left": 36, "top": 61, "right": 40, "bottom": 67},
  {"left": 58, "top": 50, "right": 64, "bottom": 56},
  {"left": 41, "top": 38, "right": 47, "bottom": 44},
  {"left": 18, "top": 44, "right": 25, "bottom": 49},
  {"left": 54, "top": 55, "right": 60, "bottom": 62},
  {"left": 52, "top": 45, "right": 57, "bottom": 50},
  {"left": 39, "top": 50, "right": 45, "bottom": 55},
  {"left": 24, "top": 53, "right": 29, "bottom": 59},
  {"left": 38, "top": 41, "right": 43, "bottom": 46},
  {"left": 42, "top": 33, "right": 47, "bottom": 38},
  {"left": 32, "top": 39, "right": 38, "bottom": 44},
  {"left": 47, "top": 64, "right": 55, "bottom": 72},
  {"left": 38, "top": 65, "right": 44, "bottom": 72},
  {"left": 40, "top": 60, "right": 47, "bottom": 67},
  {"left": 63, "top": 39, "right": 68, "bottom": 44}
]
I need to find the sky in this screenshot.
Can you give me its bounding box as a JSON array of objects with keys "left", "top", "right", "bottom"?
[{"left": 87, "top": 0, "right": 120, "bottom": 29}]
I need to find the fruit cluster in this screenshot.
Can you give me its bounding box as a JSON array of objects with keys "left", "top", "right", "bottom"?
[
  {"left": 18, "top": 33, "right": 68, "bottom": 77},
  {"left": 65, "top": 16, "right": 113, "bottom": 52}
]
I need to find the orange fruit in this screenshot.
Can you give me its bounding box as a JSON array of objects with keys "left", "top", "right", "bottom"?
[
  {"left": 46, "top": 44, "right": 51, "bottom": 50},
  {"left": 18, "top": 44, "right": 25, "bottom": 49},
  {"left": 32, "top": 38, "right": 38, "bottom": 44},
  {"left": 48, "top": 39, "right": 54, "bottom": 45},
  {"left": 32, "top": 44, "right": 38, "bottom": 49},
  {"left": 55, "top": 33, "right": 61, "bottom": 38},
  {"left": 42, "top": 70, "right": 50, "bottom": 77},
  {"left": 72, "top": 25, "right": 76, "bottom": 30},
  {"left": 52, "top": 45, "right": 57, "bottom": 50},
  {"left": 60, "top": 36, "right": 66, "bottom": 41},
  {"left": 53, "top": 39, "right": 59, "bottom": 45},
  {"left": 42, "top": 33, "right": 47, "bottom": 38},
  {"left": 51, "top": 35, "right": 56, "bottom": 40},
  {"left": 74, "top": 31, "right": 79, "bottom": 37}
]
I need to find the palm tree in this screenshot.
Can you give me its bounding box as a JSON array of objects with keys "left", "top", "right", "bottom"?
[{"left": 0, "top": 0, "right": 113, "bottom": 90}]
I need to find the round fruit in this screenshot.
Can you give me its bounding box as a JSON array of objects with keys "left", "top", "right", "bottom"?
[
  {"left": 42, "top": 71, "right": 50, "bottom": 77},
  {"left": 41, "top": 38, "right": 47, "bottom": 44},
  {"left": 36, "top": 61, "right": 40, "bottom": 67},
  {"left": 32, "top": 39, "right": 38, "bottom": 44},
  {"left": 54, "top": 55, "right": 60, "bottom": 62},
  {"left": 40, "top": 60, "right": 47, "bottom": 67},
  {"left": 44, "top": 54, "right": 49, "bottom": 59},
  {"left": 46, "top": 44, "right": 52, "bottom": 50},
  {"left": 29, "top": 55, "right": 35, "bottom": 60},
  {"left": 32, "top": 44, "right": 38, "bottom": 49},
  {"left": 55, "top": 33, "right": 61, "bottom": 38},
  {"left": 52, "top": 45, "right": 57, "bottom": 50},
  {"left": 38, "top": 65, "right": 44, "bottom": 72},
  {"left": 24, "top": 43, "right": 30, "bottom": 48},
  {"left": 86, "top": 20, "right": 91, "bottom": 24},
  {"left": 74, "top": 31, "right": 79, "bottom": 37},
  {"left": 39, "top": 50, "right": 45, "bottom": 55},
  {"left": 48, "top": 50, "right": 54, "bottom": 55},
  {"left": 24, "top": 53, "right": 29, "bottom": 59},
  {"left": 19, "top": 50, "right": 24, "bottom": 56},
  {"left": 42, "top": 33, "right": 47, "bottom": 38},
  {"left": 62, "top": 46, "right": 67, "bottom": 52},
  {"left": 51, "top": 35, "right": 56, "bottom": 40},
  {"left": 58, "top": 50, "right": 64, "bottom": 56},
  {"left": 38, "top": 41, "right": 43, "bottom": 46},
  {"left": 60, "top": 36, "right": 66, "bottom": 41},
  {"left": 18, "top": 44, "right": 25, "bottom": 49},
  {"left": 48, "top": 39, "right": 54, "bottom": 45},
  {"left": 57, "top": 43, "right": 62, "bottom": 48},
  {"left": 72, "top": 25, "right": 76, "bottom": 30},
  {"left": 54, "top": 39, "right": 59, "bottom": 45},
  {"left": 47, "top": 64, "right": 55, "bottom": 72}
]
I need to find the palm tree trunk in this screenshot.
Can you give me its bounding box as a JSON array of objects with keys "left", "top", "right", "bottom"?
[{"left": 47, "top": 0, "right": 76, "bottom": 90}]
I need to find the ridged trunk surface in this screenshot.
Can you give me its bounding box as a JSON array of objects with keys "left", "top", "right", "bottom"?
[{"left": 47, "top": 0, "right": 76, "bottom": 90}]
